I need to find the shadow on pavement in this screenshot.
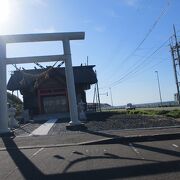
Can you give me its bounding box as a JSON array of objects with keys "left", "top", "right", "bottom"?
[
  {"left": 132, "top": 142, "right": 180, "bottom": 158},
  {"left": 2, "top": 136, "right": 180, "bottom": 180},
  {"left": 47, "top": 159, "right": 180, "bottom": 180},
  {"left": 61, "top": 151, "right": 160, "bottom": 173},
  {"left": 80, "top": 131, "right": 180, "bottom": 145},
  {"left": 2, "top": 137, "right": 43, "bottom": 180},
  {"left": 81, "top": 129, "right": 120, "bottom": 138}
]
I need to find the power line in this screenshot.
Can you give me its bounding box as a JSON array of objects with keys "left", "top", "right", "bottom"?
[
  {"left": 127, "top": 0, "right": 171, "bottom": 59},
  {"left": 99, "top": 57, "right": 166, "bottom": 90},
  {"left": 108, "top": 27, "right": 180, "bottom": 88},
  {"left": 112, "top": 0, "right": 171, "bottom": 69},
  {"left": 99, "top": 29, "right": 178, "bottom": 89},
  {"left": 111, "top": 59, "right": 165, "bottom": 88},
  {"left": 99, "top": 59, "right": 165, "bottom": 90},
  {"left": 110, "top": 40, "right": 168, "bottom": 87},
  {"left": 102, "top": 0, "right": 171, "bottom": 86},
  {"left": 110, "top": 38, "right": 169, "bottom": 87}
]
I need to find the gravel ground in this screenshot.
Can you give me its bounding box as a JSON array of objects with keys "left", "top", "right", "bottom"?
[
  {"left": 13, "top": 112, "right": 180, "bottom": 136},
  {"left": 85, "top": 112, "right": 180, "bottom": 131}
]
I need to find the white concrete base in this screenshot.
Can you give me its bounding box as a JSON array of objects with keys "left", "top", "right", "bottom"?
[
  {"left": 0, "top": 128, "right": 10, "bottom": 134},
  {"left": 66, "top": 122, "right": 87, "bottom": 131},
  {"left": 79, "top": 111, "right": 87, "bottom": 121},
  {"left": 68, "top": 120, "right": 82, "bottom": 126}
]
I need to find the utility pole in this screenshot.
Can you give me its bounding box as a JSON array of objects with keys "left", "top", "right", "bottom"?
[
  {"left": 155, "top": 71, "right": 163, "bottom": 107},
  {"left": 96, "top": 80, "right": 101, "bottom": 112},
  {"left": 93, "top": 70, "right": 101, "bottom": 112},
  {"left": 173, "top": 25, "right": 180, "bottom": 71},
  {"left": 171, "top": 45, "right": 180, "bottom": 104},
  {"left": 87, "top": 56, "right": 88, "bottom": 66},
  {"left": 109, "top": 87, "right": 114, "bottom": 107},
  {"left": 170, "top": 25, "right": 180, "bottom": 104}
]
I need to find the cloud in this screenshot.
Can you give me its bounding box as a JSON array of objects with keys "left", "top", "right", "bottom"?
[
  {"left": 30, "top": 0, "right": 48, "bottom": 7},
  {"left": 83, "top": 19, "right": 93, "bottom": 24},
  {"left": 11, "top": 0, "right": 48, "bottom": 9},
  {"left": 109, "top": 9, "right": 121, "bottom": 18},
  {"left": 123, "top": 0, "right": 140, "bottom": 7},
  {"left": 33, "top": 26, "right": 57, "bottom": 33},
  {"left": 94, "top": 26, "right": 106, "bottom": 32}
]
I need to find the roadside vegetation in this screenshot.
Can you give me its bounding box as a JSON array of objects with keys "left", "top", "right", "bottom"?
[{"left": 105, "top": 108, "right": 180, "bottom": 119}]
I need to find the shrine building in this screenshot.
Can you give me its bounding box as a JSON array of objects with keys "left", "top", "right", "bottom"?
[{"left": 7, "top": 65, "right": 97, "bottom": 115}]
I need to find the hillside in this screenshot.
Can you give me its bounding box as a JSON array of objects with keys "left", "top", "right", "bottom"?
[
  {"left": 7, "top": 92, "right": 22, "bottom": 115},
  {"left": 7, "top": 92, "right": 22, "bottom": 105}
]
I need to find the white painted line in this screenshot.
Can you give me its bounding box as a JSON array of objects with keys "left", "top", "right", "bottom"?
[
  {"left": 129, "top": 143, "right": 140, "bottom": 154},
  {"left": 16, "top": 135, "right": 30, "bottom": 138},
  {"left": 29, "top": 118, "right": 58, "bottom": 136},
  {"left": 129, "top": 143, "right": 145, "bottom": 160},
  {"left": 32, "top": 148, "right": 44, "bottom": 157},
  {"left": 172, "top": 144, "right": 179, "bottom": 148},
  {"left": 4, "top": 147, "right": 44, "bottom": 179}
]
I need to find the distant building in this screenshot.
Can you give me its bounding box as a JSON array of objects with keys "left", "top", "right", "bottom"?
[{"left": 7, "top": 65, "right": 97, "bottom": 115}]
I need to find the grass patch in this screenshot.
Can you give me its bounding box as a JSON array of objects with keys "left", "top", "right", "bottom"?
[
  {"left": 166, "top": 110, "right": 180, "bottom": 118},
  {"left": 105, "top": 109, "right": 180, "bottom": 118}
]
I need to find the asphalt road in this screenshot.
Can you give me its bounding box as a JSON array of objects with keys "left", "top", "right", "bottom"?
[{"left": 1, "top": 138, "right": 180, "bottom": 180}]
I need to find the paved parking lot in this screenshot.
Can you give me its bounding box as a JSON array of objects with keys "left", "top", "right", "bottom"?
[
  {"left": 1, "top": 120, "right": 180, "bottom": 179},
  {"left": 1, "top": 138, "right": 180, "bottom": 180}
]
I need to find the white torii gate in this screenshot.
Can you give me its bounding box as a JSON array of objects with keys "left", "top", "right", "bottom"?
[{"left": 0, "top": 32, "right": 84, "bottom": 134}]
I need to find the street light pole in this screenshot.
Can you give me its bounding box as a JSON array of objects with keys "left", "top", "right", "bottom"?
[{"left": 155, "top": 71, "right": 163, "bottom": 107}]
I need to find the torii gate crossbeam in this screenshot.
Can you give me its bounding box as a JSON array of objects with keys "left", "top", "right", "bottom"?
[{"left": 0, "top": 32, "right": 85, "bottom": 134}]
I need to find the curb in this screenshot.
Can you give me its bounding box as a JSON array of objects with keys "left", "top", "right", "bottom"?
[
  {"left": 1, "top": 132, "right": 180, "bottom": 151},
  {"left": 100, "top": 125, "right": 180, "bottom": 133},
  {"left": 80, "top": 132, "right": 180, "bottom": 145}
]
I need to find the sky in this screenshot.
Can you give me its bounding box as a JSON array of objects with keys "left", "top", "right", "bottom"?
[{"left": 1, "top": 0, "right": 180, "bottom": 106}]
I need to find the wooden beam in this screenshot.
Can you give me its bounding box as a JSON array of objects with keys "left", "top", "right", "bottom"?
[{"left": 6, "top": 55, "right": 66, "bottom": 64}]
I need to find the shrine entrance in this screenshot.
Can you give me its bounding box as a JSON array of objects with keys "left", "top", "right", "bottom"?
[{"left": 0, "top": 32, "right": 85, "bottom": 134}]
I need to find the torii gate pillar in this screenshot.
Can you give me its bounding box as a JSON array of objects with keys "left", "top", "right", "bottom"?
[
  {"left": 63, "top": 39, "right": 81, "bottom": 125},
  {"left": 0, "top": 41, "right": 9, "bottom": 133}
]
